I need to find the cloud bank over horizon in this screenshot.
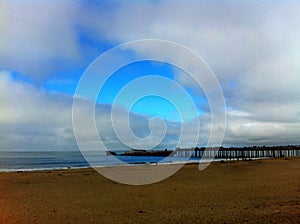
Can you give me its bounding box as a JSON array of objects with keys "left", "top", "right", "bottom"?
[{"left": 1, "top": 0, "right": 300, "bottom": 150}]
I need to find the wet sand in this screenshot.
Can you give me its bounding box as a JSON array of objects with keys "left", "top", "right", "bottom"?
[{"left": 0, "top": 158, "right": 299, "bottom": 223}]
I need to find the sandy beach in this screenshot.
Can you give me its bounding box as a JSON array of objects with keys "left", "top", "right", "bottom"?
[{"left": 1, "top": 158, "right": 299, "bottom": 224}]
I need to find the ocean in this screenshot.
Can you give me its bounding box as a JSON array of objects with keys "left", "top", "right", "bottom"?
[{"left": 0, "top": 151, "right": 203, "bottom": 172}]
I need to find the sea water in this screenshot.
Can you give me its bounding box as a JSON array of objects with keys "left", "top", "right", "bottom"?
[{"left": 0, "top": 151, "right": 204, "bottom": 172}]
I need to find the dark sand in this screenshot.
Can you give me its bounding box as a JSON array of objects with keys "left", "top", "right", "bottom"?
[{"left": 0, "top": 158, "right": 299, "bottom": 223}]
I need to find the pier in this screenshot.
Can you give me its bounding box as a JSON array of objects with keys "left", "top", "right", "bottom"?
[{"left": 174, "top": 145, "right": 300, "bottom": 160}]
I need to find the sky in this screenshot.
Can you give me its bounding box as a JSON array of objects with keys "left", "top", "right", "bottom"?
[{"left": 1, "top": 0, "right": 300, "bottom": 151}]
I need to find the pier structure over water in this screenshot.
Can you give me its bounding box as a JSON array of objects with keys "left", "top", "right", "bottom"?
[{"left": 174, "top": 145, "right": 300, "bottom": 160}]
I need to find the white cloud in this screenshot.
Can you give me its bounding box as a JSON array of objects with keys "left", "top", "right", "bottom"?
[
  {"left": 0, "top": 72, "right": 186, "bottom": 151},
  {"left": 0, "top": 0, "right": 83, "bottom": 80},
  {"left": 1, "top": 71, "right": 299, "bottom": 151},
  {"left": 0, "top": 1, "right": 300, "bottom": 148},
  {"left": 80, "top": 1, "right": 300, "bottom": 130}
]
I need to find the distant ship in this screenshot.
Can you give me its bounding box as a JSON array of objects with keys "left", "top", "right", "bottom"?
[{"left": 106, "top": 149, "right": 174, "bottom": 157}]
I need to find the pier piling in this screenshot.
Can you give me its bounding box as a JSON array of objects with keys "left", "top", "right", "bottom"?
[{"left": 174, "top": 146, "right": 300, "bottom": 160}]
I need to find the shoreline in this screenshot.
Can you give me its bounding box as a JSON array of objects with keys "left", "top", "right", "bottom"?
[{"left": 0, "top": 156, "right": 271, "bottom": 173}]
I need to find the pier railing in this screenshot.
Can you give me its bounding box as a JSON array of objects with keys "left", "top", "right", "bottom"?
[{"left": 174, "top": 146, "right": 300, "bottom": 160}]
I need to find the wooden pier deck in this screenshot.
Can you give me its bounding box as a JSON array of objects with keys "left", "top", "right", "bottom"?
[{"left": 175, "top": 145, "right": 300, "bottom": 160}]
